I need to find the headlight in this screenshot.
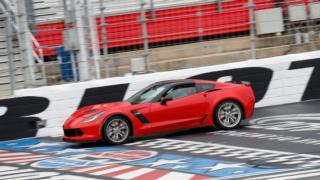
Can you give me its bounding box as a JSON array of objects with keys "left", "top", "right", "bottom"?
[{"left": 83, "top": 112, "right": 105, "bottom": 123}]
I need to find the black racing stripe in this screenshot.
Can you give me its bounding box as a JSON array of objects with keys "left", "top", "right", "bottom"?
[{"left": 132, "top": 110, "right": 150, "bottom": 124}]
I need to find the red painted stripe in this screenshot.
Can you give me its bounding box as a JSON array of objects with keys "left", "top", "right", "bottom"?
[
  {"left": 0, "top": 153, "right": 34, "bottom": 158},
  {"left": 90, "top": 152, "right": 146, "bottom": 160},
  {"left": 3, "top": 156, "right": 52, "bottom": 163},
  {"left": 103, "top": 166, "right": 140, "bottom": 177},
  {"left": 115, "top": 152, "right": 152, "bottom": 159},
  {"left": 0, "top": 151, "right": 28, "bottom": 154},
  {"left": 132, "top": 169, "right": 170, "bottom": 180},
  {"left": 66, "top": 164, "right": 115, "bottom": 173},
  {"left": 119, "top": 151, "right": 152, "bottom": 156},
  {"left": 191, "top": 175, "right": 212, "bottom": 180},
  {"left": 82, "top": 164, "right": 120, "bottom": 174}
]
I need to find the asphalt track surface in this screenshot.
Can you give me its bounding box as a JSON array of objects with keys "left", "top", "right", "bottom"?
[{"left": 1, "top": 100, "right": 320, "bottom": 180}]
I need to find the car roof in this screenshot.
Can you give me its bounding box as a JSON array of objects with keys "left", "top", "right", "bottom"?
[
  {"left": 155, "top": 79, "right": 195, "bottom": 85},
  {"left": 155, "top": 79, "right": 216, "bottom": 86},
  {"left": 193, "top": 79, "right": 217, "bottom": 84}
]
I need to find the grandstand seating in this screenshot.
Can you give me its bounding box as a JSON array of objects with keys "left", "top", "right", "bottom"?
[{"left": 33, "top": 0, "right": 319, "bottom": 57}]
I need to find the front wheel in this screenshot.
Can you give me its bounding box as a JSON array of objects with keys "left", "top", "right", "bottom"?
[
  {"left": 102, "top": 116, "right": 131, "bottom": 145},
  {"left": 214, "top": 100, "right": 243, "bottom": 130}
]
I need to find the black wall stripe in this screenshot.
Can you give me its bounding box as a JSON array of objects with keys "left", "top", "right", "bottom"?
[
  {"left": 289, "top": 58, "right": 320, "bottom": 101},
  {"left": 78, "top": 83, "right": 129, "bottom": 109},
  {"left": 0, "top": 97, "right": 49, "bottom": 141}
]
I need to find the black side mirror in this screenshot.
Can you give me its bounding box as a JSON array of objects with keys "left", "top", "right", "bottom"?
[{"left": 160, "top": 97, "right": 172, "bottom": 105}]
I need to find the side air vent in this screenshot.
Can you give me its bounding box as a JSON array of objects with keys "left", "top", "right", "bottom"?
[{"left": 132, "top": 110, "right": 150, "bottom": 124}]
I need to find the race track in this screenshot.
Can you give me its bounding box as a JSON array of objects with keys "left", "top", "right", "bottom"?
[{"left": 0, "top": 100, "right": 320, "bottom": 180}]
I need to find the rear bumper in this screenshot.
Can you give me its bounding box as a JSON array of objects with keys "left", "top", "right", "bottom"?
[{"left": 243, "top": 94, "right": 255, "bottom": 120}]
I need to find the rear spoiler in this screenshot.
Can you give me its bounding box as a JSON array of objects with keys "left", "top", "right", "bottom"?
[{"left": 227, "top": 81, "right": 251, "bottom": 86}]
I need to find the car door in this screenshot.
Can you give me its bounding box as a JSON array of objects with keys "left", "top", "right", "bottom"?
[{"left": 147, "top": 83, "right": 208, "bottom": 131}]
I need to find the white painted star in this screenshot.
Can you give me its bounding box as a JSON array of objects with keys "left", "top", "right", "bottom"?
[
  {"left": 8, "top": 143, "right": 17, "bottom": 146},
  {"left": 145, "top": 158, "right": 187, "bottom": 167},
  {"left": 27, "top": 142, "right": 65, "bottom": 149},
  {"left": 232, "top": 170, "right": 245, "bottom": 174},
  {"left": 54, "top": 148, "right": 89, "bottom": 155},
  {"left": 199, "top": 163, "right": 246, "bottom": 172},
  {"left": 171, "top": 165, "right": 189, "bottom": 169},
  {"left": 32, "top": 148, "right": 52, "bottom": 152}
]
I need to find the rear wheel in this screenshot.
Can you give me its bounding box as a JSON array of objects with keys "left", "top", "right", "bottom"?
[
  {"left": 214, "top": 100, "right": 243, "bottom": 130},
  {"left": 102, "top": 116, "right": 131, "bottom": 145}
]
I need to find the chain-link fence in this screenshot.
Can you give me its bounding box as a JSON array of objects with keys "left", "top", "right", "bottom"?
[{"left": 1, "top": 0, "right": 320, "bottom": 96}]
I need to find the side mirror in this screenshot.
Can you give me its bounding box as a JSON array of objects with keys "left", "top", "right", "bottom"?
[{"left": 160, "top": 97, "right": 172, "bottom": 105}]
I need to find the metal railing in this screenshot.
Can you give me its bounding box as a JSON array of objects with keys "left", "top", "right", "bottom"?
[
  {"left": 0, "top": 0, "right": 46, "bottom": 92},
  {"left": 1, "top": 0, "right": 45, "bottom": 65}
]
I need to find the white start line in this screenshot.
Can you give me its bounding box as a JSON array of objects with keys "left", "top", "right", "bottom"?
[{"left": 210, "top": 131, "right": 320, "bottom": 146}]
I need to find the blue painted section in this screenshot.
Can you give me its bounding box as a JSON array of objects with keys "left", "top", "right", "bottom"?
[
  {"left": 127, "top": 154, "right": 281, "bottom": 177},
  {"left": 33, "top": 157, "right": 103, "bottom": 169},
  {"left": 0, "top": 138, "right": 121, "bottom": 156},
  {"left": 0, "top": 138, "right": 288, "bottom": 178}
]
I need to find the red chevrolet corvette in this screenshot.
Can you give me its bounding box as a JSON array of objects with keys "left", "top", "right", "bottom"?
[{"left": 63, "top": 79, "right": 255, "bottom": 144}]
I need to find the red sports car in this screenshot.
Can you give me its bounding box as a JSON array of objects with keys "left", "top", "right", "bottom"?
[{"left": 63, "top": 79, "right": 255, "bottom": 144}]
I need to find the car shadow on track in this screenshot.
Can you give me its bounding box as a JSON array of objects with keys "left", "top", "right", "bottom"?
[{"left": 68, "top": 123, "right": 250, "bottom": 148}]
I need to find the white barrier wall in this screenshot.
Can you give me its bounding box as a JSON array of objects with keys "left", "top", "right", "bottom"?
[{"left": 1, "top": 51, "right": 320, "bottom": 138}]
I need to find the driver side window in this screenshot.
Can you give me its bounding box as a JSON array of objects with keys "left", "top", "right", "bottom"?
[{"left": 164, "top": 84, "right": 196, "bottom": 100}]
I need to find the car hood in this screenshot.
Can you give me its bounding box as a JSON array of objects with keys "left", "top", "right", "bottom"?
[
  {"left": 70, "top": 101, "right": 132, "bottom": 119},
  {"left": 89, "top": 101, "right": 132, "bottom": 110}
]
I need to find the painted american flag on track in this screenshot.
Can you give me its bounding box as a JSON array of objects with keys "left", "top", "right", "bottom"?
[
  {"left": 0, "top": 150, "right": 53, "bottom": 165},
  {"left": 0, "top": 138, "right": 290, "bottom": 179},
  {"left": 66, "top": 163, "right": 211, "bottom": 180},
  {"left": 0, "top": 149, "right": 210, "bottom": 179}
]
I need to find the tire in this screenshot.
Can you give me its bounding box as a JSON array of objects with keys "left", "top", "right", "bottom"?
[
  {"left": 102, "top": 116, "right": 131, "bottom": 145},
  {"left": 214, "top": 100, "right": 243, "bottom": 130}
]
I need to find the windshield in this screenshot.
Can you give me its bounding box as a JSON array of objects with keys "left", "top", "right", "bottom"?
[{"left": 126, "top": 83, "right": 168, "bottom": 104}]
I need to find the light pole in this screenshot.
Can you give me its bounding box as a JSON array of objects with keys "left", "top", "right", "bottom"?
[
  {"left": 99, "top": 0, "right": 110, "bottom": 78},
  {"left": 140, "top": 0, "right": 150, "bottom": 72},
  {"left": 248, "top": 0, "right": 256, "bottom": 59}
]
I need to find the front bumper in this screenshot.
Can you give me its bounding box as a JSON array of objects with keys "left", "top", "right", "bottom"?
[
  {"left": 62, "top": 136, "right": 98, "bottom": 143},
  {"left": 63, "top": 122, "right": 101, "bottom": 142}
]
